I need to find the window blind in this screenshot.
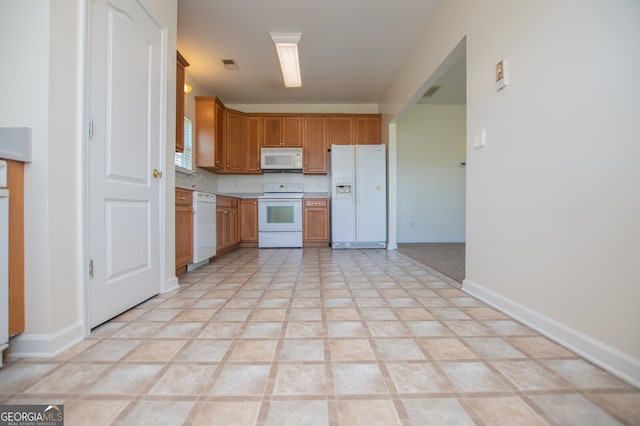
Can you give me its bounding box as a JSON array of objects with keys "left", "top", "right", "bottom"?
[{"left": 174, "top": 117, "right": 193, "bottom": 170}]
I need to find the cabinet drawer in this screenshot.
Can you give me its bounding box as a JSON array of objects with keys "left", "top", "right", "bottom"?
[
  {"left": 217, "top": 195, "right": 231, "bottom": 208},
  {"left": 175, "top": 188, "right": 193, "bottom": 207},
  {"left": 304, "top": 199, "right": 327, "bottom": 207},
  {"left": 217, "top": 195, "right": 239, "bottom": 209}
]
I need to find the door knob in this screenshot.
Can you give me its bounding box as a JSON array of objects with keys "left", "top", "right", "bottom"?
[{"left": 152, "top": 169, "right": 163, "bottom": 178}]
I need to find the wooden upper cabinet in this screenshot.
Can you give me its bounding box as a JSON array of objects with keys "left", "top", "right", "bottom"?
[
  {"left": 262, "top": 115, "right": 302, "bottom": 147},
  {"left": 245, "top": 115, "right": 262, "bottom": 173},
  {"left": 195, "top": 97, "right": 380, "bottom": 174},
  {"left": 195, "top": 96, "right": 225, "bottom": 171},
  {"left": 262, "top": 116, "right": 282, "bottom": 147},
  {"left": 303, "top": 116, "right": 327, "bottom": 174},
  {"left": 328, "top": 116, "right": 353, "bottom": 146},
  {"left": 225, "top": 109, "right": 245, "bottom": 172},
  {"left": 176, "top": 51, "right": 189, "bottom": 152},
  {"left": 283, "top": 116, "right": 302, "bottom": 146},
  {"left": 328, "top": 115, "right": 381, "bottom": 145},
  {"left": 354, "top": 115, "right": 381, "bottom": 144}
]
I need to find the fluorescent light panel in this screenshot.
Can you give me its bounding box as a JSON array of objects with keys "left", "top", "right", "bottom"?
[{"left": 271, "top": 33, "right": 302, "bottom": 88}]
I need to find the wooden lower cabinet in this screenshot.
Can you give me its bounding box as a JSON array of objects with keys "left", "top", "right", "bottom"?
[
  {"left": 303, "top": 198, "right": 330, "bottom": 247},
  {"left": 175, "top": 188, "right": 194, "bottom": 272},
  {"left": 7, "top": 160, "right": 25, "bottom": 336},
  {"left": 216, "top": 195, "right": 240, "bottom": 256},
  {"left": 239, "top": 198, "right": 258, "bottom": 247}
]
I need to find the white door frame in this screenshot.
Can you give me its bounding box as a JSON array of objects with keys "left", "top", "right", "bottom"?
[{"left": 82, "top": 0, "right": 170, "bottom": 335}]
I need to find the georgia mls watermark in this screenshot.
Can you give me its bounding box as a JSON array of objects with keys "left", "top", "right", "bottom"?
[{"left": 0, "top": 404, "right": 64, "bottom": 426}]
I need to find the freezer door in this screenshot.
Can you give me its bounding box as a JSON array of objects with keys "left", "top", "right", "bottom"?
[
  {"left": 355, "top": 145, "right": 386, "bottom": 243},
  {"left": 331, "top": 145, "right": 355, "bottom": 244}
]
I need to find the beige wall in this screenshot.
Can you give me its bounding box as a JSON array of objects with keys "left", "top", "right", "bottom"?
[
  {"left": 1, "top": 1, "right": 56, "bottom": 338},
  {"left": 383, "top": 0, "right": 640, "bottom": 385},
  {"left": 397, "top": 104, "right": 466, "bottom": 242}
]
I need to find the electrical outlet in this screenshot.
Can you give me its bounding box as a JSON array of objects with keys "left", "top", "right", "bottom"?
[{"left": 316, "top": 180, "right": 321, "bottom": 188}]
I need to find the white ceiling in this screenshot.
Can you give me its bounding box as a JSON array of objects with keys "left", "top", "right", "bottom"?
[
  {"left": 177, "top": 0, "right": 441, "bottom": 104},
  {"left": 178, "top": 0, "right": 435, "bottom": 104}
]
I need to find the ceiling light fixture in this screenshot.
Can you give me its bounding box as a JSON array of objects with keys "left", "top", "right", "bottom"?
[{"left": 270, "top": 33, "right": 302, "bottom": 88}]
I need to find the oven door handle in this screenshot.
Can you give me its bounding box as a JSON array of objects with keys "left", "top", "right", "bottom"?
[{"left": 259, "top": 198, "right": 302, "bottom": 203}]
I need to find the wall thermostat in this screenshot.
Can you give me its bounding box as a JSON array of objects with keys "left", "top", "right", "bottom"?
[{"left": 496, "top": 59, "right": 508, "bottom": 91}]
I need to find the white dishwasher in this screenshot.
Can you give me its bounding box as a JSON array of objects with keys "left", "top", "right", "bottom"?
[
  {"left": 190, "top": 192, "right": 216, "bottom": 271},
  {"left": 0, "top": 161, "right": 9, "bottom": 364}
]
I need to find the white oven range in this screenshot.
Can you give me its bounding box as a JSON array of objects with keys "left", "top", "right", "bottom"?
[{"left": 258, "top": 183, "right": 303, "bottom": 248}]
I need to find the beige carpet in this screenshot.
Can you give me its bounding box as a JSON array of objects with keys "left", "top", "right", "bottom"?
[{"left": 397, "top": 243, "right": 465, "bottom": 283}]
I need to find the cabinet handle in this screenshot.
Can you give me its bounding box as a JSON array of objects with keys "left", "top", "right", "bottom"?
[{"left": 178, "top": 197, "right": 186, "bottom": 200}]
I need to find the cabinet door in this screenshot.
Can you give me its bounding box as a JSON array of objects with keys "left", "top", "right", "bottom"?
[
  {"left": 214, "top": 100, "right": 226, "bottom": 167},
  {"left": 328, "top": 116, "right": 353, "bottom": 146},
  {"left": 216, "top": 206, "right": 225, "bottom": 250},
  {"left": 354, "top": 115, "right": 381, "bottom": 144},
  {"left": 7, "top": 160, "right": 25, "bottom": 336},
  {"left": 239, "top": 199, "right": 258, "bottom": 242},
  {"left": 262, "top": 116, "right": 302, "bottom": 147},
  {"left": 195, "top": 97, "right": 225, "bottom": 170},
  {"left": 303, "top": 199, "right": 329, "bottom": 242},
  {"left": 230, "top": 207, "right": 239, "bottom": 245},
  {"left": 303, "top": 116, "right": 327, "bottom": 174},
  {"left": 175, "top": 188, "right": 193, "bottom": 269},
  {"left": 225, "top": 109, "right": 245, "bottom": 172},
  {"left": 282, "top": 116, "right": 302, "bottom": 146},
  {"left": 245, "top": 115, "right": 262, "bottom": 173},
  {"left": 262, "top": 116, "right": 282, "bottom": 147}
]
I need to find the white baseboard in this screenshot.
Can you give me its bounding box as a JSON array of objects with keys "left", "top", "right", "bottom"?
[
  {"left": 397, "top": 239, "right": 466, "bottom": 243},
  {"left": 164, "top": 276, "right": 179, "bottom": 293},
  {"left": 462, "top": 278, "right": 640, "bottom": 389},
  {"left": 7, "top": 321, "right": 84, "bottom": 359}
]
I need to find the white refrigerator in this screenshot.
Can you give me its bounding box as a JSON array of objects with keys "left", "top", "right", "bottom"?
[{"left": 331, "top": 144, "right": 387, "bottom": 249}]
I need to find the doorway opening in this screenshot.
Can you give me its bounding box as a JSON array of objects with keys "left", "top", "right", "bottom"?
[{"left": 396, "top": 40, "right": 467, "bottom": 283}]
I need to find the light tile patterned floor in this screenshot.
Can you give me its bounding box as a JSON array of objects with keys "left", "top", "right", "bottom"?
[{"left": 1, "top": 248, "right": 639, "bottom": 425}]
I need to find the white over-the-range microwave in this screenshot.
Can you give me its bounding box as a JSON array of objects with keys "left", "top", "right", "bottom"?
[{"left": 260, "top": 147, "right": 303, "bottom": 172}]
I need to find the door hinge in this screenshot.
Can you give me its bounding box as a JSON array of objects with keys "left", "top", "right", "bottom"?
[
  {"left": 88, "top": 259, "right": 94, "bottom": 278},
  {"left": 88, "top": 119, "right": 94, "bottom": 139}
]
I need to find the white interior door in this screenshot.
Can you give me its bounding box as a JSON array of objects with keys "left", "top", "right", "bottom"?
[{"left": 88, "top": 0, "right": 164, "bottom": 327}]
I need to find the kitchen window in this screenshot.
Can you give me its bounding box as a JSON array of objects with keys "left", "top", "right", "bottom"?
[{"left": 175, "top": 117, "right": 193, "bottom": 170}]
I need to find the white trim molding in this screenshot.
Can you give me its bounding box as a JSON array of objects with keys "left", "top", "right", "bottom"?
[
  {"left": 462, "top": 279, "right": 640, "bottom": 389},
  {"left": 164, "top": 276, "right": 179, "bottom": 293},
  {"left": 7, "top": 322, "right": 84, "bottom": 359}
]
